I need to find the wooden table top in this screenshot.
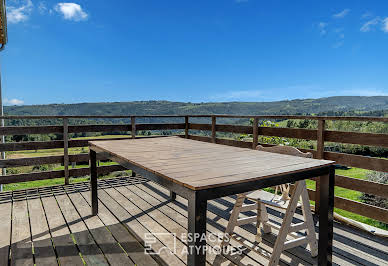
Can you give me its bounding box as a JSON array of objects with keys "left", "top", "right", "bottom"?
[{"left": 89, "top": 136, "right": 335, "bottom": 190}]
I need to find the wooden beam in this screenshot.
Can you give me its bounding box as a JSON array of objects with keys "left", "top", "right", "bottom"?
[
  {"left": 1, "top": 114, "right": 387, "bottom": 122},
  {"left": 252, "top": 117, "right": 258, "bottom": 149},
  {"left": 334, "top": 196, "right": 388, "bottom": 224},
  {"left": 259, "top": 127, "right": 317, "bottom": 140},
  {"left": 0, "top": 126, "right": 63, "bottom": 135},
  {"left": 335, "top": 175, "right": 388, "bottom": 198},
  {"left": 185, "top": 116, "right": 189, "bottom": 139},
  {"left": 307, "top": 188, "right": 388, "bottom": 224},
  {"left": 315, "top": 119, "right": 325, "bottom": 214},
  {"left": 0, "top": 156, "right": 64, "bottom": 167},
  {"left": 189, "top": 123, "right": 212, "bottom": 131},
  {"left": 63, "top": 118, "right": 69, "bottom": 185},
  {"left": 131, "top": 116, "right": 136, "bottom": 139},
  {"left": 0, "top": 165, "right": 126, "bottom": 185},
  {"left": 325, "top": 130, "right": 388, "bottom": 148},
  {"left": 69, "top": 124, "right": 130, "bottom": 133},
  {"left": 324, "top": 151, "right": 388, "bottom": 172},
  {"left": 211, "top": 116, "right": 216, "bottom": 143}
]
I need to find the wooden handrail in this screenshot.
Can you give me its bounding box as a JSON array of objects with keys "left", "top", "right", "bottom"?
[{"left": 0, "top": 114, "right": 387, "bottom": 122}]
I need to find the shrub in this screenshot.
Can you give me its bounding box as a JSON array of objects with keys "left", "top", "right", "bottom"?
[
  {"left": 32, "top": 165, "right": 51, "bottom": 172},
  {"left": 360, "top": 171, "right": 388, "bottom": 210}
]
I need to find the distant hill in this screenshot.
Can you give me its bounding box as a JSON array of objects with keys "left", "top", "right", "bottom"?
[{"left": 4, "top": 96, "right": 388, "bottom": 117}]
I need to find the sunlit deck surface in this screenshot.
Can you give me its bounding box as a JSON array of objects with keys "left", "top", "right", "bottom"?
[{"left": 0, "top": 176, "right": 387, "bottom": 266}]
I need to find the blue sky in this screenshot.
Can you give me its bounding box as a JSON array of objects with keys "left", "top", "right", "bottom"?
[{"left": 2, "top": 0, "right": 388, "bottom": 105}]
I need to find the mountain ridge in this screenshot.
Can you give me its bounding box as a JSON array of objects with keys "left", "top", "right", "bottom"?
[{"left": 4, "top": 96, "right": 388, "bottom": 116}]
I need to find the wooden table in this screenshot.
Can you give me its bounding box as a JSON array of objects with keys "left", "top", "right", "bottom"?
[{"left": 89, "top": 136, "right": 335, "bottom": 266}]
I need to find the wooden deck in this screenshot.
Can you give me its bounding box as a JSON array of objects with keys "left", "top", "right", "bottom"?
[{"left": 0, "top": 176, "right": 387, "bottom": 266}]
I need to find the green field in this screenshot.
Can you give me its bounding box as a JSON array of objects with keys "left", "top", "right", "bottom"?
[{"left": 305, "top": 168, "right": 387, "bottom": 229}]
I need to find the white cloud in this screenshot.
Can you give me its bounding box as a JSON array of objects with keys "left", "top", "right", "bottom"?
[
  {"left": 55, "top": 3, "right": 88, "bottom": 21},
  {"left": 362, "top": 12, "right": 373, "bottom": 19},
  {"left": 333, "top": 9, "right": 350, "bottom": 19},
  {"left": 360, "top": 16, "right": 388, "bottom": 33},
  {"left": 318, "top": 22, "right": 328, "bottom": 35},
  {"left": 4, "top": 98, "right": 24, "bottom": 105},
  {"left": 382, "top": 17, "right": 388, "bottom": 33},
  {"left": 7, "top": 0, "right": 33, "bottom": 24},
  {"left": 38, "top": 1, "right": 47, "bottom": 14},
  {"left": 360, "top": 17, "right": 380, "bottom": 32}
]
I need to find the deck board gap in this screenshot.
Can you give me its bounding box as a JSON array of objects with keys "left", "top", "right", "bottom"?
[
  {"left": 38, "top": 188, "right": 61, "bottom": 264},
  {"left": 25, "top": 190, "right": 36, "bottom": 265},
  {"left": 134, "top": 182, "right": 283, "bottom": 265},
  {"left": 72, "top": 183, "right": 138, "bottom": 265},
  {"left": 61, "top": 185, "right": 134, "bottom": 265},
  {"left": 76, "top": 180, "right": 163, "bottom": 266},
  {"left": 53, "top": 185, "right": 110, "bottom": 265},
  {"left": 8, "top": 191, "right": 14, "bottom": 266},
  {"left": 97, "top": 179, "right": 185, "bottom": 266}
]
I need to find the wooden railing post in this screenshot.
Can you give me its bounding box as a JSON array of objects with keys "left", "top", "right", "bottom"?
[
  {"left": 252, "top": 117, "right": 259, "bottom": 149},
  {"left": 315, "top": 119, "right": 326, "bottom": 214},
  {"left": 185, "top": 116, "right": 189, "bottom": 138},
  {"left": 211, "top": 115, "right": 216, "bottom": 143},
  {"left": 130, "top": 116, "right": 137, "bottom": 176},
  {"left": 131, "top": 116, "right": 136, "bottom": 139},
  {"left": 63, "top": 118, "right": 69, "bottom": 185}
]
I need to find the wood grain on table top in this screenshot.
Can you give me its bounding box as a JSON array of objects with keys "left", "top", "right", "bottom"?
[{"left": 89, "top": 137, "right": 334, "bottom": 190}]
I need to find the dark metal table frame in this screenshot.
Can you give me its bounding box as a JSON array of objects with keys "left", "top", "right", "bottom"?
[{"left": 89, "top": 145, "right": 335, "bottom": 266}]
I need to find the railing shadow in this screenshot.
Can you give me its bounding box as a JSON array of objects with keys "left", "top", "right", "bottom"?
[{"left": 1, "top": 176, "right": 387, "bottom": 266}]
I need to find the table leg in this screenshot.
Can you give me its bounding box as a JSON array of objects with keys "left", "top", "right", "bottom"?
[
  {"left": 318, "top": 166, "right": 335, "bottom": 265},
  {"left": 187, "top": 194, "right": 207, "bottom": 266},
  {"left": 170, "top": 191, "right": 176, "bottom": 201},
  {"left": 90, "top": 149, "right": 98, "bottom": 216}
]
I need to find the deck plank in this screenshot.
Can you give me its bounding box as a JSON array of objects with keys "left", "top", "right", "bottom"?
[
  {"left": 27, "top": 190, "right": 58, "bottom": 266},
  {"left": 53, "top": 186, "right": 109, "bottom": 266},
  {"left": 65, "top": 186, "right": 136, "bottom": 265},
  {"left": 0, "top": 177, "right": 387, "bottom": 266},
  {"left": 124, "top": 180, "right": 261, "bottom": 266},
  {"left": 39, "top": 188, "right": 84, "bottom": 265},
  {"left": 111, "top": 184, "right": 198, "bottom": 265},
  {"left": 208, "top": 189, "right": 388, "bottom": 266},
  {"left": 0, "top": 195, "right": 12, "bottom": 266},
  {"left": 141, "top": 181, "right": 314, "bottom": 266},
  {"left": 131, "top": 181, "right": 268, "bottom": 266},
  {"left": 108, "top": 180, "right": 234, "bottom": 266},
  {"left": 10, "top": 191, "right": 34, "bottom": 266},
  {"left": 74, "top": 182, "right": 160, "bottom": 266},
  {"left": 98, "top": 183, "right": 185, "bottom": 266}
]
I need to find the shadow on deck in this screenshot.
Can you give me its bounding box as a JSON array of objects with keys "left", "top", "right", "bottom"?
[{"left": 0, "top": 176, "right": 386, "bottom": 265}]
